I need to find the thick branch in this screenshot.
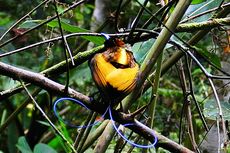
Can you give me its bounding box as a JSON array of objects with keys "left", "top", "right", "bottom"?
[{"left": 0, "top": 61, "right": 193, "bottom": 153}]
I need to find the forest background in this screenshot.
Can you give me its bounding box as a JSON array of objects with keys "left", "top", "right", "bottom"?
[{"left": 0, "top": 0, "right": 230, "bottom": 153}]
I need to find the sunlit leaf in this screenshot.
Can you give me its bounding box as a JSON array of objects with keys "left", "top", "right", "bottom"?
[{"left": 75, "top": 12, "right": 84, "bottom": 20}]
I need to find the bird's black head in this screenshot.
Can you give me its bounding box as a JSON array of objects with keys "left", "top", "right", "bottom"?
[
  {"left": 101, "top": 33, "right": 117, "bottom": 48},
  {"left": 101, "top": 33, "right": 125, "bottom": 48}
]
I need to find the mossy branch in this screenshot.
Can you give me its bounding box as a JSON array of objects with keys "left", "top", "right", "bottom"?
[
  {"left": 176, "top": 17, "right": 230, "bottom": 32},
  {"left": 0, "top": 45, "right": 104, "bottom": 100}
]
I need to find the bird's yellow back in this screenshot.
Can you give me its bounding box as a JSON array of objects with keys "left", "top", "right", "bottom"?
[{"left": 89, "top": 38, "right": 139, "bottom": 106}]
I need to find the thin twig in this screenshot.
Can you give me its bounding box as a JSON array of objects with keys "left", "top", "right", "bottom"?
[
  {"left": 148, "top": 52, "right": 163, "bottom": 129},
  {"left": 176, "top": 56, "right": 200, "bottom": 152},
  {"left": 185, "top": 54, "right": 209, "bottom": 132},
  {"left": 52, "top": 0, "right": 70, "bottom": 93},
  {"left": 133, "top": 0, "right": 175, "bottom": 39},
  {"left": 170, "top": 40, "right": 230, "bottom": 80},
  {"left": 64, "top": 37, "right": 75, "bottom": 65},
  {"left": 176, "top": 60, "right": 187, "bottom": 144},
  {"left": 127, "top": 0, "right": 149, "bottom": 40},
  {"left": 208, "top": 78, "right": 227, "bottom": 146},
  {"left": 186, "top": 98, "right": 200, "bottom": 152}
]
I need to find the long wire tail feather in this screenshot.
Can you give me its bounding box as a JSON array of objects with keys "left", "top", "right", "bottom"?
[
  {"left": 108, "top": 106, "right": 158, "bottom": 148},
  {"left": 53, "top": 97, "right": 106, "bottom": 128}
]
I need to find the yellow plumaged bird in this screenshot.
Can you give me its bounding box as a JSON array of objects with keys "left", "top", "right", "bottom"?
[{"left": 89, "top": 36, "right": 139, "bottom": 107}]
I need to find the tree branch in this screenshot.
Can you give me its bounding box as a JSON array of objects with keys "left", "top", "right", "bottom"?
[
  {"left": 0, "top": 45, "right": 104, "bottom": 100},
  {"left": 0, "top": 61, "right": 194, "bottom": 153},
  {"left": 176, "top": 17, "right": 230, "bottom": 32}
]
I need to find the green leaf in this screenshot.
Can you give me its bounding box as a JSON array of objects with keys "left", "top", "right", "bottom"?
[
  {"left": 203, "top": 99, "right": 230, "bottom": 120},
  {"left": 132, "top": 39, "right": 155, "bottom": 63},
  {"left": 47, "top": 20, "right": 104, "bottom": 45},
  {"left": 18, "top": 20, "right": 104, "bottom": 45},
  {"left": 195, "top": 47, "right": 221, "bottom": 69},
  {"left": 34, "top": 143, "right": 57, "bottom": 153},
  {"left": 47, "top": 20, "right": 85, "bottom": 32},
  {"left": 16, "top": 136, "right": 33, "bottom": 153},
  {"left": 191, "top": 0, "right": 206, "bottom": 4}
]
